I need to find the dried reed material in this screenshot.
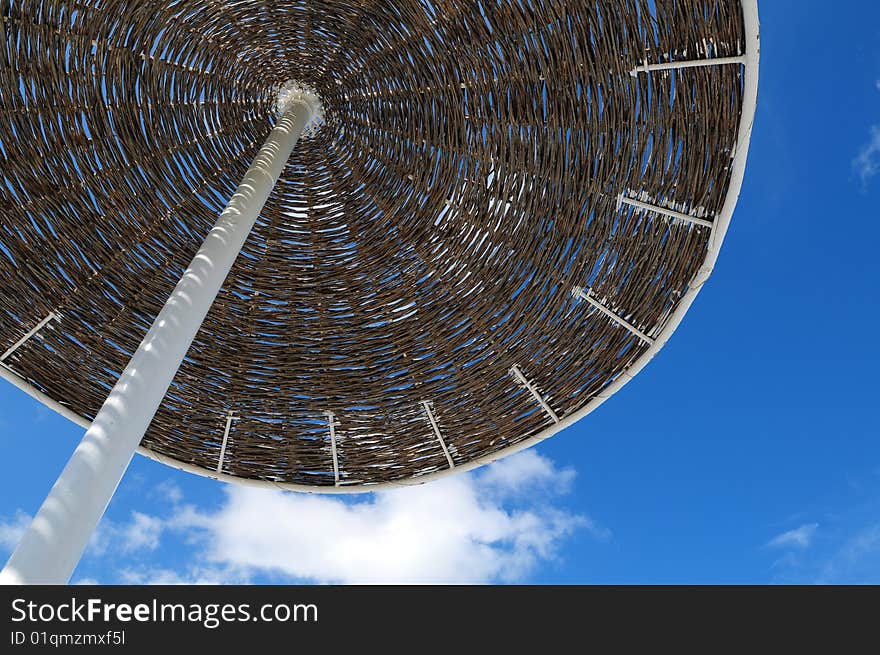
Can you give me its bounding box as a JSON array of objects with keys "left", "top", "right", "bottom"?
[{"left": 0, "top": 1, "right": 753, "bottom": 489}]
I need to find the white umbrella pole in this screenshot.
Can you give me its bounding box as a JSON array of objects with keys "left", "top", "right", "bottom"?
[{"left": 0, "top": 84, "right": 322, "bottom": 585}]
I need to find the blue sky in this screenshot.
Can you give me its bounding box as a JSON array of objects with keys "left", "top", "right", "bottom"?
[{"left": 2, "top": 1, "right": 880, "bottom": 584}]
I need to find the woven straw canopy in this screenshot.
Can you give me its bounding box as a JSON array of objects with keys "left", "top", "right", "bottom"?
[{"left": 0, "top": 1, "right": 757, "bottom": 490}]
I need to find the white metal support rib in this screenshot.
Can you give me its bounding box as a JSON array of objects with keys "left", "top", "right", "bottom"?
[
  {"left": 216, "top": 410, "right": 237, "bottom": 473},
  {"left": 325, "top": 411, "right": 341, "bottom": 487},
  {"left": 421, "top": 400, "right": 455, "bottom": 469},
  {"left": 0, "top": 312, "right": 59, "bottom": 362},
  {"left": 618, "top": 194, "right": 714, "bottom": 229},
  {"left": 630, "top": 55, "right": 746, "bottom": 76},
  {"left": 509, "top": 364, "right": 560, "bottom": 423},
  {"left": 572, "top": 286, "right": 656, "bottom": 345}
]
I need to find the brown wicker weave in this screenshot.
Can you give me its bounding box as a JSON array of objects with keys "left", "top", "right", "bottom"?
[{"left": 0, "top": 1, "right": 758, "bottom": 490}]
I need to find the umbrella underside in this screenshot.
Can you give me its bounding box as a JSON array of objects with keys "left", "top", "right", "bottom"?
[{"left": 0, "top": 1, "right": 753, "bottom": 490}]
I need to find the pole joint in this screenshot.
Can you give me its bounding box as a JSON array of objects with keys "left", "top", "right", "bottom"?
[{"left": 276, "top": 80, "right": 324, "bottom": 136}]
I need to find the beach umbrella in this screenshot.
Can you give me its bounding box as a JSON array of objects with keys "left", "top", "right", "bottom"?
[{"left": 0, "top": 0, "right": 759, "bottom": 583}]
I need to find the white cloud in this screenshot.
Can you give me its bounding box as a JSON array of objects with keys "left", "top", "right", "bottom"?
[
  {"left": 854, "top": 79, "right": 880, "bottom": 186},
  {"left": 117, "top": 565, "right": 248, "bottom": 586},
  {"left": 0, "top": 510, "right": 30, "bottom": 552},
  {"left": 767, "top": 523, "right": 819, "bottom": 549},
  {"left": 88, "top": 511, "right": 164, "bottom": 556},
  {"left": 479, "top": 448, "right": 576, "bottom": 496},
  {"left": 817, "top": 524, "right": 880, "bottom": 584},
  {"left": 854, "top": 126, "right": 880, "bottom": 187},
  {"left": 3, "top": 451, "right": 595, "bottom": 584},
  {"left": 121, "top": 512, "right": 163, "bottom": 552},
  {"left": 154, "top": 481, "right": 183, "bottom": 505},
  {"left": 171, "top": 450, "right": 595, "bottom": 584},
  {"left": 73, "top": 577, "right": 100, "bottom": 585}
]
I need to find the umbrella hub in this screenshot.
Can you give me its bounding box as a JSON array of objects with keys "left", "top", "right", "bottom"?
[{"left": 276, "top": 80, "right": 324, "bottom": 136}]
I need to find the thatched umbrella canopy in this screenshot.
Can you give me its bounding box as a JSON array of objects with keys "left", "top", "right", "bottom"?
[{"left": 0, "top": 0, "right": 758, "bottom": 493}]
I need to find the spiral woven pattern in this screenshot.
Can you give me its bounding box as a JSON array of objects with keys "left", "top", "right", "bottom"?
[{"left": 0, "top": 1, "right": 753, "bottom": 489}]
